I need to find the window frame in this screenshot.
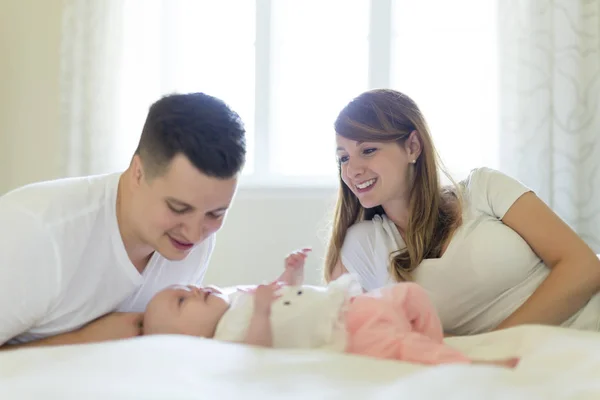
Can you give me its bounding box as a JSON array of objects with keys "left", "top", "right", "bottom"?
[{"left": 240, "top": 0, "right": 393, "bottom": 188}]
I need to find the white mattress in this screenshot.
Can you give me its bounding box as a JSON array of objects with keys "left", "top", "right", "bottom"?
[{"left": 1, "top": 324, "right": 599, "bottom": 399}]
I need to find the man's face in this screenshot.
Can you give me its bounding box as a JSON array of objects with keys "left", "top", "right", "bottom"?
[{"left": 132, "top": 153, "right": 238, "bottom": 260}]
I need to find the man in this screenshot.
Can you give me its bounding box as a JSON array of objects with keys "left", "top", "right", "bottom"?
[{"left": 0, "top": 92, "right": 246, "bottom": 348}]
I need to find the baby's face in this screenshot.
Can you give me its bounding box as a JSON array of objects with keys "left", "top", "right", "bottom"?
[{"left": 144, "top": 285, "right": 230, "bottom": 337}]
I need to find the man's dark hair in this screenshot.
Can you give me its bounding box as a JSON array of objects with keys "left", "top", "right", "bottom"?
[{"left": 135, "top": 92, "right": 246, "bottom": 179}]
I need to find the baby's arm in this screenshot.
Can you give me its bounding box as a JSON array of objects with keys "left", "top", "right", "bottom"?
[
  {"left": 243, "top": 281, "right": 282, "bottom": 347},
  {"left": 245, "top": 313, "right": 272, "bottom": 347},
  {"left": 277, "top": 247, "right": 311, "bottom": 286}
]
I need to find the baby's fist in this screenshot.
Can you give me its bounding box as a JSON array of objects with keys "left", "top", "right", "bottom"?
[
  {"left": 253, "top": 281, "right": 283, "bottom": 315},
  {"left": 280, "top": 247, "right": 311, "bottom": 285}
]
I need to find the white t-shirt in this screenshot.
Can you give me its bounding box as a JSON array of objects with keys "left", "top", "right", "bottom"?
[
  {"left": 0, "top": 173, "right": 214, "bottom": 345},
  {"left": 341, "top": 167, "right": 600, "bottom": 335}
]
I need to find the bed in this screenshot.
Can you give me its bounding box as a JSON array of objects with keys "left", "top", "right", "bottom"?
[{"left": 1, "top": 324, "right": 599, "bottom": 399}]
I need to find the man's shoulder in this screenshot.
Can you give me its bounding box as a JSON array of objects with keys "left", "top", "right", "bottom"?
[{"left": 0, "top": 173, "right": 120, "bottom": 225}]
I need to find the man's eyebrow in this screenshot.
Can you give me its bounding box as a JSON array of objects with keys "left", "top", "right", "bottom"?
[{"left": 166, "top": 198, "right": 194, "bottom": 208}]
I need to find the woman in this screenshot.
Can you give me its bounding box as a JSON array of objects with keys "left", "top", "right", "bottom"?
[{"left": 324, "top": 88, "right": 600, "bottom": 335}]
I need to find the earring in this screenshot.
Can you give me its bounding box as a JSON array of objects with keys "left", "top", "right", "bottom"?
[{"left": 411, "top": 159, "right": 416, "bottom": 164}]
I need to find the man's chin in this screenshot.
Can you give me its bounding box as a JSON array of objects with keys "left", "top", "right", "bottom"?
[
  {"left": 156, "top": 246, "right": 192, "bottom": 261},
  {"left": 157, "top": 235, "right": 197, "bottom": 258}
]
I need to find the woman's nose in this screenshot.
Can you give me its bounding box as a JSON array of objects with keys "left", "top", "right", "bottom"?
[{"left": 347, "top": 158, "right": 365, "bottom": 177}]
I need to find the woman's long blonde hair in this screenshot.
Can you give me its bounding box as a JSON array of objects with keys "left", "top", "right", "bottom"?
[{"left": 324, "top": 89, "right": 462, "bottom": 283}]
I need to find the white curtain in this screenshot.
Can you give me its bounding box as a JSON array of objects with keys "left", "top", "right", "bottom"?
[
  {"left": 60, "top": 0, "right": 236, "bottom": 176},
  {"left": 498, "top": 0, "right": 600, "bottom": 251},
  {"left": 60, "top": 0, "right": 127, "bottom": 176}
]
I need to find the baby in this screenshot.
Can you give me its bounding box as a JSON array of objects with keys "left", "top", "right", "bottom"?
[{"left": 143, "top": 249, "right": 519, "bottom": 368}]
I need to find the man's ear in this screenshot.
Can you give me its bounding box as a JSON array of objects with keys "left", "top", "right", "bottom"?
[
  {"left": 405, "top": 130, "right": 422, "bottom": 162},
  {"left": 131, "top": 154, "right": 145, "bottom": 186}
]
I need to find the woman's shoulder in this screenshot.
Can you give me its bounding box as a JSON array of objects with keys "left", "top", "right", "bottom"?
[
  {"left": 341, "top": 215, "right": 402, "bottom": 292},
  {"left": 457, "top": 167, "right": 532, "bottom": 218},
  {"left": 346, "top": 214, "right": 393, "bottom": 238},
  {"left": 344, "top": 214, "right": 403, "bottom": 252},
  {"left": 460, "top": 166, "right": 503, "bottom": 190},
  {"left": 459, "top": 167, "right": 526, "bottom": 192}
]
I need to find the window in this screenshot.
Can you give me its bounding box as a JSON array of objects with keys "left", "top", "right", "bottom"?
[
  {"left": 390, "top": 0, "right": 499, "bottom": 181},
  {"left": 118, "top": 0, "right": 498, "bottom": 186},
  {"left": 269, "top": 0, "right": 370, "bottom": 181},
  {"left": 118, "top": 0, "right": 257, "bottom": 174}
]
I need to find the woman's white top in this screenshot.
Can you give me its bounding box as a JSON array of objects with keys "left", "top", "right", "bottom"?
[{"left": 340, "top": 167, "right": 600, "bottom": 335}]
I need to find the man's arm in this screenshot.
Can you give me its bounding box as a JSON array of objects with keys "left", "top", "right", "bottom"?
[
  {"left": 0, "top": 312, "right": 144, "bottom": 351},
  {"left": 0, "top": 204, "right": 144, "bottom": 349},
  {"left": 0, "top": 205, "right": 61, "bottom": 346}
]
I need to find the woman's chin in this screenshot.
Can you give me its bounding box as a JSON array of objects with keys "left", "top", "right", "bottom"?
[{"left": 357, "top": 195, "right": 380, "bottom": 210}]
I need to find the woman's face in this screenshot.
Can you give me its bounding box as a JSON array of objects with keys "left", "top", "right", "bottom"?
[{"left": 336, "top": 135, "right": 416, "bottom": 209}]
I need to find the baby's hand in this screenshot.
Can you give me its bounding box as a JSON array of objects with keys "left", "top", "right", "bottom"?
[
  {"left": 279, "top": 247, "right": 311, "bottom": 286},
  {"left": 253, "top": 281, "right": 284, "bottom": 316},
  {"left": 285, "top": 247, "right": 311, "bottom": 270}
]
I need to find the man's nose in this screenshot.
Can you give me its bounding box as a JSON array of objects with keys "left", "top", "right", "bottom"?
[{"left": 183, "top": 217, "right": 205, "bottom": 244}]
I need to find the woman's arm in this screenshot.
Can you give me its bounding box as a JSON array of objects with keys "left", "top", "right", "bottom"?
[
  {"left": 494, "top": 192, "right": 600, "bottom": 330},
  {"left": 330, "top": 259, "right": 350, "bottom": 282}
]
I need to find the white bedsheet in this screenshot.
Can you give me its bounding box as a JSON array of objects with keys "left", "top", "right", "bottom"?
[{"left": 1, "top": 324, "right": 599, "bottom": 399}]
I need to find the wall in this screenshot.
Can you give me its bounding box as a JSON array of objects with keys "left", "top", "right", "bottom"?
[
  {"left": 205, "top": 187, "right": 338, "bottom": 287},
  {"left": 0, "top": 0, "right": 337, "bottom": 286},
  {"left": 0, "top": 0, "right": 65, "bottom": 194}
]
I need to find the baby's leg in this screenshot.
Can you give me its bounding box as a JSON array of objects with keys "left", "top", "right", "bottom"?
[
  {"left": 363, "top": 282, "right": 445, "bottom": 342},
  {"left": 473, "top": 358, "right": 520, "bottom": 368},
  {"left": 390, "top": 284, "right": 519, "bottom": 367},
  {"left": 346, "top": 284, "right": 519, "bottom": 367},
  {"left": 393, "top": 282, "right": 445, "bottom": 342},
  {"left": 346, "top": 285, "right": 471, "bottom": 364}
]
